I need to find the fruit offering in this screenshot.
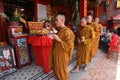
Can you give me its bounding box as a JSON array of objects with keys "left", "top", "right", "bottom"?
[
  {"left": 28, "top": 22, "right": 44, "bottom": 35},
  {"left": 14, "top": 28, "right": 22, "bottom": 33},
  {"left": 28, "top": 22, "right": 51, "bottom": 35}
]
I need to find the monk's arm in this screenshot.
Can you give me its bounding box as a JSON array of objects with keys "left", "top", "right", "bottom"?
[
  {"left": 84, "top": 28, "right": 95, "bottom": 45},
  {"left": 58, "top": 31, "right": 75, "bottom": 51},
  {"left": 93, "top": 23, "right": 99, "bottom": 33},
  {"left": 99, "top": 24, "right": 102, "bottom": 35}
]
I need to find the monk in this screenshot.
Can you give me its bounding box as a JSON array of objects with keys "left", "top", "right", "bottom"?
[
  {"left": 87, "top": 15, "right": 99, "bottom": 61},
  {"left": 49, "top": 14, "right": 75, "bottom": 80},
  {"left": 71, "top": 18, "right": 94, "bottom": 72},
  {"left": 95, "top": 18, "right": 103, "bottom": 53}
]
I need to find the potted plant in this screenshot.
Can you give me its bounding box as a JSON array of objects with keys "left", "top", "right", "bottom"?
[{"left": 9, "top": 9, "right": 21, "bottom": 26}]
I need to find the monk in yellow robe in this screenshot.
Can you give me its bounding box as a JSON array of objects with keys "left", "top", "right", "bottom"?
[
  {"left": 72, "top": 18, "right": 94, "bottom": 72},
  {"left": 49, "top": 14, "right": 75, "bottom": 80},
  {"left": 94, "top": 18, "right": 103, "bottom": 54},
  {"left": 87, "top": 15, "right": 100, "bottom": 61}
]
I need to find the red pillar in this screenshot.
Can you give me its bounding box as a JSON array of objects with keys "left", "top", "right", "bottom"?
[
  {"left": 94, "top": 5, "right": 99, "bottom": 18},
  {"left": 79, "top": 0, "right": 88, "bottom": 18},
  {"left": 0, "top": 0, "right": 8, "bottom": 42}
]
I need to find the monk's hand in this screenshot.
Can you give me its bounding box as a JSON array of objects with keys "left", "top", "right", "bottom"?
[
  {"left": 53, "top": 34, "right": 61, "bottom": 42},
  {"left": 48, "top": 34, "right": 54, "bottom": 39},
  {"left": 81, "top": 36, "right": 85, "bottom": 42},
  {"left": 77, "top": 38, "right": 81, "bottom": 44}
]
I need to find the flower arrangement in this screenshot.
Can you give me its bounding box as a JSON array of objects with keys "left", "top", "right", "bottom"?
[
  {"left": 11, "top": 9, "right": 21, "bottom": 22},
  {"left": 39, "top": 17, "right": 51, "bottom": 22},
  {"left": 9, "top": 9, "right": 21, "bottom": 26}
]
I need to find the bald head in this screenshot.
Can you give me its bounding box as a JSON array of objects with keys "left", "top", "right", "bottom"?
[
  {"left": 57, "top": 14, "right": 66, "bottom": 21},
  {"left": 95, "top": 18, "right": 100, "bottom": 23},
  {"left": 87, "top": 15, "right": 93, "bottom": 23},
  {"left": 80, "top": 17, "right": 87, "bottom": 27},
  {"left": 55, "top": 14, "right": 66, "bottom": 27},
  {"left": 81, "top": 17, "right": 87, "bottom": 22}
]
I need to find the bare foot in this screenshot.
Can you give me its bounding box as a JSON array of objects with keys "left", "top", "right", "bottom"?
[
  {"left": 71, "top": 69, "right": 79, "bottom": 73},
  {"left": 83, "top": 65, "right": 88, "bottom": 71},
  {"left": 83, "top": 66, "right": 87, "bottom": 71}
]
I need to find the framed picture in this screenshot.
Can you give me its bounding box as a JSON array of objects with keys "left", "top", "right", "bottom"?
[
  {"left": 102, "top": 26, "right": 106, "bottom": 35},
  {"left": 0, "top": 46, "right": 16, "bottom": 78},
  {"left": 100, "top": 14, "right": 107, "bottom": 21},
  {"left": 9, "top": 26, "right": 23, "bottom": 36},
  {"left": 14, "top": 35, "right": 31, "bottom": 69},
  {"left": 37, "top": 3, "right": 47, "bottom": 21}
]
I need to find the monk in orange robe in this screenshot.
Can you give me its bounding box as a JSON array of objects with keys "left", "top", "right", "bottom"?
[
  {"left": 72, "top": 18, "right": 94, "bottom": 72},
  {"left": 49, "top": 14, "right": 75, "bottom": 80},
  {"left": 87, "top": 15, "right": 100, "bottom": 61},
  {"left": 94, "top": 18, "right": 103, "bottom": 53}
]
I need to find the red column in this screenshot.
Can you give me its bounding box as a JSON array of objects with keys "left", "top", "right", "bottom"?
[
  {"left": 79, "top": 0, "right": 88, "bottom": 18},
  {"left": 0, "top": 0, "right": 8, "bottom": 42},
  {"left": 94, "top": 5, "right": 99, "bottom": 18}
]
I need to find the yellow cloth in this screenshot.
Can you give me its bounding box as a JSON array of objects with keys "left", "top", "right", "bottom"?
[
  {"left": 49, "top": 27, "right": 75, "bottom": 80},
  {"left": 76, "top": 25, "right": 94, "bottom": 66},
  {"left": 98, "top": 24, "right": 102, "bottom": 35},
  {"left": 94, "top": 23, "right": 103, "bottom": 54},
  {"left": 88, "top": 22, "right": 100, "bottom": 60}
]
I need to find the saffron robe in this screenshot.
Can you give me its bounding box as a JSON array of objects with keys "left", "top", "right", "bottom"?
[
  {"left": 76, "top": 25, "right": 94, "bottom": 66},
  {"left": 88, "top": 22, "right": 100, "bottom": 60},
  {"left": 95, "top": 23, "right": 102, "bottom": 53},
  {"left": 49, "top": 27, "right": 75, "bottom": 80}
]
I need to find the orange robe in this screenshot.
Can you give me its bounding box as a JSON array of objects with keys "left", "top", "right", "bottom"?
[
  {"left": 76, "top": 25, "right": 94, "bottom": 66},
  {"left": 88, "top": 22, "right": 100, "bottom": 60},
  {"left": 49, "top": 27, "right": 75, "bottom": 80},
  {"left": 95, "top": 23, "right": 102, "bottom": 53}
]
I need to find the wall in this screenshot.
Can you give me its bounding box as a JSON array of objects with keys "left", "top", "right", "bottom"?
[
  {"left": 107, "top": 0, "right": 120, "bottom": 29},
  {"left": 108, "top": 0, "right": 120, "bottom": 19},
  {"left": 93, "top": 0, "right": 120, "bottom": 30}
]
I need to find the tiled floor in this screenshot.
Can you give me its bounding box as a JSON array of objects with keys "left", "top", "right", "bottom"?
[
  {"left": 1, "top": 49, "right": 120, "bottom": 80},
  {"left": 69, "top": 50, "right": 119, "bottom": 80}
]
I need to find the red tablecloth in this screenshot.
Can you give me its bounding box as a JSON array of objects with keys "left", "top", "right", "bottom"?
[{"left": 28, "top": 35, "right": 52, "bottom": 73}]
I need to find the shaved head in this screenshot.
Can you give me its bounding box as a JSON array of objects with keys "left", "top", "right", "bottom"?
[
  {"left": 80, "top": 17, "right": 87, "bottom": 27},
  {"left": 81, "top": 17, "right": 87, "bottom": 22},
  {"left": 57, "top": 14, "right": 66, "bottom": 22},
  {"left": 87, "top": 15, "right": 93, "bottom": 23},
  {"left": 55, "top": 14, "right": 66, "bottom": 27},
  {"left": 95, "top": 18, "right": 100, "bottom": 23}
]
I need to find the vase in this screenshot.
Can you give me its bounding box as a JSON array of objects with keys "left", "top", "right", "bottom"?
[{"left": 9, "top": 21, "right": 19, "bottom": 26}]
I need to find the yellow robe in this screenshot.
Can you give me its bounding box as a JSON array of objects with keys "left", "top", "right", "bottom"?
[
  {"left": 95, "top": 23, "right": 103, "bottom": 53},
  {"left": 98, "top": 24, "right": 102, "bottom": 35},
  {"left": 49, "top": 27, "right": 75, "bottom": 80},
  {"left": 76, "top": 25, "right": 94, "bottom": 66},
  {"left": 88, "top": 22, "right": 100, "bottom": 60}
]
